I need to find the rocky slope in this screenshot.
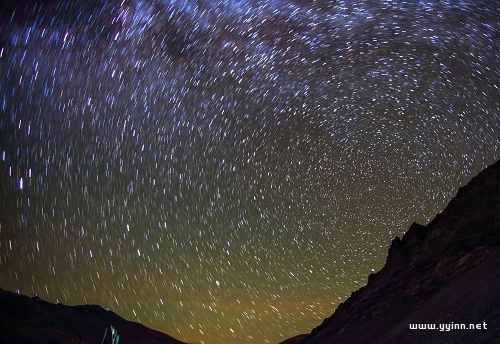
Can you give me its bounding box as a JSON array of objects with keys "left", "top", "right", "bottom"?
[
  {"left": 284, "top": 160, "right": 500, "bottom": 344},
  {"left": 0, "top": 288, "right": 185, "bottom": 344}
]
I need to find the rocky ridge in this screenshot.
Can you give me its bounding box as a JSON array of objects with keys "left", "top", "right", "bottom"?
[{"left": 284, "top": 160, "right": 500, "bottom": 344}]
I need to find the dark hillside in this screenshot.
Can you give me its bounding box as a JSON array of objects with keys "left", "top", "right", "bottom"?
[
  {"left": 0, "top": 288, "right": 185, "bottom": 344},
  {"left": 285, "top": 160, "right": 500, "bottom": 344}
]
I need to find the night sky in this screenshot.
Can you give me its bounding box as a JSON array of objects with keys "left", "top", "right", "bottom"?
[{"left": 1, "top": 0, "right": 499, "bottom": 343}]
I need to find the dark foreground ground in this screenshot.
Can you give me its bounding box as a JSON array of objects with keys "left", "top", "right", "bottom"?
[{"left": 0, "top": 288, "right": 185, "bottom": 344}]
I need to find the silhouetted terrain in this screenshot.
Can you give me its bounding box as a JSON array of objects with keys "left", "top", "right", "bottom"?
[
  {"left": 0, "top": 288, "right": 185, "bottom": 344},
  {"left": 2, "top": 160, "right": 499, "bottom": 344},
  {"left": 284, "top": 160, "right": 500, "bottom": 344}
]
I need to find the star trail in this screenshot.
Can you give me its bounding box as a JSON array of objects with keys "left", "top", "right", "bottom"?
[{"left": 1, "top": 0, "right": 499, "bottom": 343}]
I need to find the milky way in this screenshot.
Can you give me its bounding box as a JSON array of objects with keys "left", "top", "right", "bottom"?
[{"left": 1, "top": 1, "right": 499, "bottom": 343}]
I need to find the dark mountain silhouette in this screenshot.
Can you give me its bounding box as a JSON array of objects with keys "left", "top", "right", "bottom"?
[
  {"left": 1, "top": 161, "right": 499, "bottom": 344},
  {"left": 0, "top": 288, "right": 186, "bottom": 344},
  {"left": 283, "top": 159, "right": 500, "bottom": 344}
]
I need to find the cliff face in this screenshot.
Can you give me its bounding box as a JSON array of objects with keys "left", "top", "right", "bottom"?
[
  {"left": 0, "top": 288, "right": 186, "bottom": 344},
  {"left": 290, "top": 160, "right": 500, "bottom": 344}
]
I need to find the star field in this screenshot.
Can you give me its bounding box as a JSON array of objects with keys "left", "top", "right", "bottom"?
[{"left": 1, "top": 1, "right": 499, "bottom": 343}]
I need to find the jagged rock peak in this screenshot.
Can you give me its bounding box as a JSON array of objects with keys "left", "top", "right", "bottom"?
[{"left": 290, "top": 159, "right": 500, "bottom": 344}]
